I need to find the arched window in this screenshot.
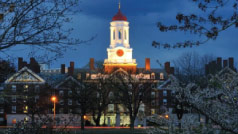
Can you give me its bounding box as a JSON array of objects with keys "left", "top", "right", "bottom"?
[
  {"left": 124, "top": 31, "right": 127, "bottom": 40},
  {"left": 119, "top": 30, "right": 122, "bottom": 39},
  {"left": 113, "top": 29, "right": 115, "bottom": 40}
]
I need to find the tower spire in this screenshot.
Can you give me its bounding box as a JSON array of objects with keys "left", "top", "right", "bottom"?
[{"left": 119, "top": 0, "right": 121, "bottom": 10}]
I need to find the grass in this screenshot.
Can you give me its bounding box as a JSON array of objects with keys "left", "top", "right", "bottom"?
[{"left": 0, "top": 128, "right": 147, "bottom": 134}]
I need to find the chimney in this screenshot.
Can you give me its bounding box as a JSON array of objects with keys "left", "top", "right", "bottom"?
[
  {"left": 223, "top": 60, "right": 228, "bottom": 68},
  {"left": 18, "top": 57, "right": 23, "bottom": 71},
  {"left": 145, "top": 58, "right": 151, "bottom": 71},
  {"left": 217, "top": 57, "right": 222, "bottom": 71},
  {"left": 165, "top": 62, "right": 170, "bottom": 75},
  {"left": 61, "top": 64, "right": 65, "bottom": 74},
  {"left": 68, "top": 62, "right": 74, "bottom": 75},
  {"left": 90, "top": 58, "right": 95, "bottom": 70},
  {"left": 229, "top": 57, "right": 234, "bottom": 69}
]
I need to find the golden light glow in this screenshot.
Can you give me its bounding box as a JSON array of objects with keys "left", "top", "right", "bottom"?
[
  {"left": 83, "top": 115, "right": 87, "bottom": 120},
  {"left": 51, "top": 96, "right": 57, "bottom": 102},
  {"left": 165, "top": 114, "right": 169, "bottom": 119}
]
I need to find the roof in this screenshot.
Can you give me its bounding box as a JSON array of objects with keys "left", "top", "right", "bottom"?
[
  {"left": 112, "top": 9, "right": 127, "bottom": 21},
  {"left": 5, "top": 67, "right": 45, "bottom": 84}
]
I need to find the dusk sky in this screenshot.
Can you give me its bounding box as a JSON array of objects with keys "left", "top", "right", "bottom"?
[{"left": 2, "top": 0, "right": 238, "bottom": 69}]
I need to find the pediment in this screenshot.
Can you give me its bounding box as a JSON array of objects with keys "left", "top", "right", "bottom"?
[
  {"left": 5, "top": 67, "right": 45, "bottom": 84},
  {"left": 55, "top": 76, "right": 81, "bottom": 89}
]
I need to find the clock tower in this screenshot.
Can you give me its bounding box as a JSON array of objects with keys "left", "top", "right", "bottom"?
[{"left": 104, "top": 3, "right": 137, "bottom": 73}]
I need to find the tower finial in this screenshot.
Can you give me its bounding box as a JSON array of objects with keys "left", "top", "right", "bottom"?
[{"left": 119, "top": 0, "right": 121, "bottom": 10}]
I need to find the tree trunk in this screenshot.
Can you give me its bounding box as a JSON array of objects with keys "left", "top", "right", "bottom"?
[
  {"left": 81, "top": 115, "right": 85, "bottom": 130},
  {"left": 95, "top": 113, "right": 101, "bottom": 126},
  {"left": 130, "top": 116, "right": 135, "bottom": 130}
]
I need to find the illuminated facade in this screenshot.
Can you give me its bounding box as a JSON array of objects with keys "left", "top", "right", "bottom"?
[{"left": 104, "top": 5, "right": 137, "bottom": 73}]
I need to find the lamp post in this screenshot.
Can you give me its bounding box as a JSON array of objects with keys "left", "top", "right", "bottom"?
[{"left": 51, "top": 96, "right": 57, "bottom": 123}]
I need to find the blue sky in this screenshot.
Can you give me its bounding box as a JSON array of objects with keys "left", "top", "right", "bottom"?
[{"left": 2, "top": 0, "right": 238, "bottom": 69}]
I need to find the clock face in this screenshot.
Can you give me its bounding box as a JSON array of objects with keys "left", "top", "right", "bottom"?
[{"left": 116, "top": 49, "right": 124, "bottom": 57}]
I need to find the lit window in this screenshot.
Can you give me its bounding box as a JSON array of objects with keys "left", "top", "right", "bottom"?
[
  {"left": 12, "top": 106, "right": 16, "bottom": 113},
  {"left": 108, "top": 104, "right": 114, "bottom": 112},
  {"left": 12, "top": 85, "right": 16, "bottom": 92},
  {"left": 68, "top": 99, "right": 72, "bottom": 105},
  {"left": 160, "top": 73, "right": 164, "bottom": 80},
  {"left": 12, "top": 95, "right": 16, "bottom": 102},
  {"left": 151, "top": 73, "right": 155, "bottom": 79},
  {"left": 77, "top": 73, "right": 81, "bottom": 80},
  {"left": 163, "top": 90, "right": 167, "bottom": 96},
  {"left": 124, "top": 31, "right": 127, "bottom": 40},
  {"left": 163, "top": 99, "right": 167, "bottom": 105},
  {"left": 23, "top": 106, "right": 28, "bottom": 113},
  {"left": 113, "top": 29, "right": 116, "bottom": 40},
  {"left": 24, "top": 85, "right": 28, "bottom": 92},
  {"left": 151, "top": 109, "right": 155, "bottom": 115}
]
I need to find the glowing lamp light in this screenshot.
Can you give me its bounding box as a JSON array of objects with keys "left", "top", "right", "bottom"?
[
  {"left": 83, "top": 115, "right": 87, "bottom": 120},
  {"left": 51, "top": 96, "right": 57, "bottom": 102},
  {"left": 165, "top": 114, "right": 169, "bottom": 119}
]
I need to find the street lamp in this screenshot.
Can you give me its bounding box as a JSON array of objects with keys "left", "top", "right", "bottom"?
[{"left": 51, "top": 96, "right": 57, "bottom": 121}]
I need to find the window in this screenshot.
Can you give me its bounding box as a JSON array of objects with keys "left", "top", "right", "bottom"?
[
  {"left": 35, "top": 85, "right": 40, "bottom": 93},
  {"left": 163, "top": 99, "right": 167, "bottom": 105},
  {"left": 163, "top": 90, "right": 167, "bottom": 96},
  {"left": 0, "top": 98, "right": 4, "bottom": 104},
  {"left": 171, "top": 91, "right": 175, "bottom": 96},
  {"left": 151, "top": 109, "right": 155, "bottom": 115},
  {"left": 151, "top": 73, "right": 155, "bottom": 79},
  {"left": 151, "top": 100, "right": 155, "bottom": 106},
  {"left": 113, "top": 29, "right": 116, "bottom": 40},
  {"left": 68, "top": 99, "right": 72, "bottom": 105},
  {"left": 24, "top": 85, "right": 28, "bottom": 92},
  {"left": 151, "top": 92, "right": 155, "bottom": 98},
  {"left": 60, "top": 100, "right": 64, "bottom": 105},
  {"left": 59, "top": 91, "right": 64, "bottom": 96},
  {"left": 23, "top": 96, "right": 28, "bottom": 103},
  {"left": 119, "top": 30, "right": 122, "bottom": 39},
  {"left": 77, "top": 73, "right": 81, "bottom": 80},
  {"left": 12, "top": 106, "right": 16, "bottom": 113},
  {"left": 68, "top": 109, "right": 73, "bottom": 113},
  {"left": 0, "top": 108, "right": 4, "bottom": 113},
  {"left": 12, "top": 85, "right": 16, "bottom": 92},
  {"left": 68, "top": 90, "right": 72, "bottom": 96},
  {"left": 160, "top": 73, "right": 164, "bottom": 80},
  {"left": 35, "top": 96, "right": 39, "bottom": 102},
  {"left": 76, "top": 100, "right": 80, "bottom": 105},
  {"left": 59, "top": 108, "right": 64, "bottom": 114},
  {"left": 124, "top": 31, "right": 127, "bottom": 40},
  {"left": 108, "top": 104, "right": 114, "bottom": 112},
  {"left": 12, "top": 95, "right": 16, "bottom": 102},
  {"left": 23, "top": 106, "right": 28, "bottom": 113},
  {"left": 75, "top": 108, "right": 81, "bottom": 114}
]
